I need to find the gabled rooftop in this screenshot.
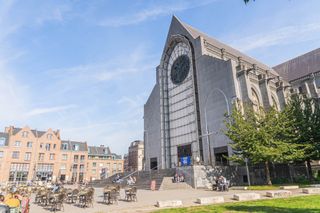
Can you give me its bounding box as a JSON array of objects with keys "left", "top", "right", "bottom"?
[
  {"left": 273, "top": 48, "right": 320, "bottom": 82},
  {"left": 170, "top": 16, "right": 280, "bottom": 77}
]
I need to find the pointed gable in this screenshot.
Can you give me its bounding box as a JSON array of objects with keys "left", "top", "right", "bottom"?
[{"left": 168, "top": 16, "right": 280, "bottom": 77}]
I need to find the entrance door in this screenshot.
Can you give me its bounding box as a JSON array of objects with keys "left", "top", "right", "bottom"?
[
  {"left": 177, "top": 144, "right": 192, "bottom": 166},
  {"left": 150, "top": 158, "right": 158, "bottom": 170},
  {"left": 214, "top": 146, "right": 229, "bottom": 166}
]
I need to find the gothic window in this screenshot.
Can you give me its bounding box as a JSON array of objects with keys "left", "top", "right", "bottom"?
[
  {"left": 251, "top": 88, "right": 260, "bottom": 112},
  {"left": 271, "top": 96, "right": 279, "bottom": 110}
]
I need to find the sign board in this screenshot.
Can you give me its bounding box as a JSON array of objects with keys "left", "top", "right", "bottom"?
[{"left": 180, "top": 156, "right": 191, "bottom": 166}]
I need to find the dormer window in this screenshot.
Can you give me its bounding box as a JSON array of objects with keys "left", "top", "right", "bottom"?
[
  {"left": 62, "top": 143, "right": 68, "bottom": 150},
  {"left": 47, "top": 134, "right": 53, "bottom": 140},
  {"left": 22, "top": 131, "right": 29, "bottom": 138},
  {"left": 72, "top": 144, "right": 79, "bottom": 151},
  {"left": 0, "top": 137, "right": 6, "bottom": 146}
]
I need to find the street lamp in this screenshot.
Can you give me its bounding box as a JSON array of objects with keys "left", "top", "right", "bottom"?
[
  {"left": 202, "top": 88, "right": 231, "bottom": 166},
  {"left": 143, "top": 130, "right": 148, "bottom": 171}
]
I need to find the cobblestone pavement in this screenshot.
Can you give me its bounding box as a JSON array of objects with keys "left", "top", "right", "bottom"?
[{"left": 30, "top": 187, "right": 309, "bottom": 213}]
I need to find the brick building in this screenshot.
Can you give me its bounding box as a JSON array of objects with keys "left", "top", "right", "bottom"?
[{"left": 0, "top": 126, "right": 124, "bottom": 183}]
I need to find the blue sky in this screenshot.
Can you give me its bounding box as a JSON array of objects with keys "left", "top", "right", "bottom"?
[{"left": 1, "top": 0, "right": 320, "bottom": 155}]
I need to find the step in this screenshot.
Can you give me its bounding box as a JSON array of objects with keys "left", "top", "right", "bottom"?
[
  {"left": 156, "top": 200, "right": 183, "bottom": 208},
  {"left": 196, "top": 196, "right": 224, "bottom": 205},
  {"left": 233, "top": 193, "right": 261, "bottom": 201},
  {"left": 266, "top": 190, "right": 292, "bottom": 198},
  {"left": 302, "top": 188, "right": 320, "bottom": 194},
  {"left": 280, "top": 185, "right": 299, "bottom": 190},
  {"left": 231, "top": 186, "right": 248, "bottom": 190}
]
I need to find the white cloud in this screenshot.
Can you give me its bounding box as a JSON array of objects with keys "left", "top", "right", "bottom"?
[
  {"left": 231, "top": 22, "right": 320, "bottom": 52},
  {"left": 46, "top": 45, "right": 158, "bottom": 87},
  {"left": 26, "top": 105, "right": 77, "bottom": 117},
  {"left": 99, "top": 0, "right": 218, "bottom": 27}
]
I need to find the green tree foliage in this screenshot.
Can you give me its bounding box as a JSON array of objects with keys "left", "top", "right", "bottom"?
[
  {"left": 244, "top": 0, "right": 255, "bottom": 4},
  {"left": 225, "top": 104, "right": 304, "bottom": 185},
  {"left": 286, "top": 95, "right": 320, "bottom": 179}
]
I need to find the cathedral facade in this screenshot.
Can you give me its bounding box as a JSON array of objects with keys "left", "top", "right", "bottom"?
[{"left": 144, "top": 16, "right": 320, "bottom": 170}]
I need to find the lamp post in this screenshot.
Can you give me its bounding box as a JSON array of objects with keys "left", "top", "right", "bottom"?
[
  {"left": 202, "top": 88, "right": 230, "bottom": 166},
  {"left": 245, "top": 158, "right": 251, "bottom": 186},
  {"left": 143, "top": 130, "right": 148, "bottom": 171}
]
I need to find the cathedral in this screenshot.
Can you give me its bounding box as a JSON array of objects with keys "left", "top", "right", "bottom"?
[{"left": 144, "top": 16, "right": 320, "bottom": 171}]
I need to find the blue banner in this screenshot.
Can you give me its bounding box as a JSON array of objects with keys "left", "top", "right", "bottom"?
[{"left": 180, "top": 156, "right": 191, "bottom": 166}]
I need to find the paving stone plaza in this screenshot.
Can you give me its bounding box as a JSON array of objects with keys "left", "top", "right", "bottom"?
[{"left": 28, "top": 186, "right": 318, "bottom": 213}]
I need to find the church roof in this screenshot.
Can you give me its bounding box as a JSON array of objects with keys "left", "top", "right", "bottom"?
[
  {"left": 172, "top": 16, "right": 279, "bottom": 77},
  {"left": 273, "top": 48, "right": 320, "bottom": 82}
]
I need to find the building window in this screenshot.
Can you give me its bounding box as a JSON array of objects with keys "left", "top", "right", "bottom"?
[
  {"left": 38, "top": 153, "right": 44, "bottom": 161},
  {"left": 9, "top": 163, "right": 29, "bottom": 182},
  {"left": 118, "top": 163, "right": 122, "bottom": 171},
  {"left": 92, "top": 162, "right": 96, "bottom": 167},
  {"left": 80, "top": 155, "right": 85, "bottom": 162},
  {"left": 74, "top": 155, "right": 79, "bottom": 163},
  {"left": 62, "top": 143, "right": 68, "bottom": 150},
  {"left": 62, "top": 154, "right": 68, "bottom": 160},
  {"left": 0, "top": 151, "right": 3, "bottom": 158},
  {"left": 72, "top": 144, "right": 79, "bottom": 151},
  {"left": 53, "top": 144, "right": 56, "bottom": 149},
  {"left": 0, "top": 137, "right": 5, "bottom": 146},
  {"left": 72, "top": 164, "right": 78, "bottom": 172},
  {"left": 14, "top": 141, "right": 21, "bottom": 147},
  {"left": 251, "top": 88, "right": 260, "bottom": 113},
  {"left": 24, "top": 152, "right": 31, "bottom": 161},
  {"left": 45, "top": 144, "right": 51, "bottom": 151},
  {"left": 27, "top": 141, "right": 32, "bottom": 148},
  {"left": 49, "top": 154, "right": 55, "bottom": 160},
  {"left": 80, "top": 164, "right": 85, "bottom": 172},
  {"left": 92, "top": 169, "right": 96, "bottom": 174},
  {"left": 315, "top": 77, "right": 320, "bottom": 88},
  {"left": 113, "top": 163, "right": 117, "bottom": 172},
  {"left": 40, "top": 143, "right": 43, "bottom": 149},
  {"left": 22, "top": 131, "right": 29, "bottom": 138},
  {"left": 99, "top": 163, "right": 103, "bottom": 167},
  {"left": 12, "top": 151, "right": 20, "bottom": 159},
  {"left": 47, "top": 134, "right": 53, "bottom": 140},
  {"left": 60, "top": 164, "right": 66, "bottom": 170}
]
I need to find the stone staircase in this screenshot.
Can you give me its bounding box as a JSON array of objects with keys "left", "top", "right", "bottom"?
[
  {"left": 90, "top": 169, "right": 176, "bottom": 190},
  {"left": 159, "top": 177, "right": 193, "bottom": 190}
]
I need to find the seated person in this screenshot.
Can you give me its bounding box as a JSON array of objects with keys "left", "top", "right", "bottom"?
[
  {"left": 218, "top": 176, "right": 227, "bottom": 191},
  {"left": 0, "top": 195, "right": 6, "bottom": 205},
  {"left": 51, "top": 183, "right": 60, "bottom": 193},
  {"left": 179, "top": 174, "right": 185, "bottom": 182},
  {"left": 5, "top": 194, "right": 20, "bottom": 209},
  {"left": 127, "top": 176, "right": 135, "bottom": 185},
  {"left": 172, "top": 173, "right": 179, "bottom": 183}
]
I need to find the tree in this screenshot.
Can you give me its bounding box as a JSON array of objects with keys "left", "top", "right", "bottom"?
[
  {"left": 286, "top": 95, "right": 320, "bottom": 180},
  {"left": 225, "top": 104, "right": 304, "bottom": 185},
  {"left": 244, "top": 0, "right": 255, "bottom": 4}
]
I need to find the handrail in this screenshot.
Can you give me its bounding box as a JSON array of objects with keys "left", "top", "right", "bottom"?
[{"left": 121, "top": 162, "right": 162, "bottom": 180}]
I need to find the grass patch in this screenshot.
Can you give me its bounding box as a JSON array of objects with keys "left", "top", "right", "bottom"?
[
  {"left": 153, "top": 195, "right": 320, "bottom": 213},
  {"left": 248, "top": 185, "right": 279, "bottom": 190}
]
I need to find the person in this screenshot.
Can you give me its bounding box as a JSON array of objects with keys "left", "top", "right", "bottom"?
[
  {"left": 127, "top": 176, "right": 134, "bottom": 185},
  {"left": 218, "top": 176, "right": 227, "bottom": 191},
  {"left": 172, "top": 173, "right": 178, "bottom": 183},
  {"left": 0, "top": 195, "right": 6, "bottom": 205},
  {"left": 52, "top": 183, "right": 60, "bottom": 193},
  {"left": 0, "top": 195, "right": 9, "bottom": 213},
  {"left": 20, "top": 194, "right": 30, "bottom": 213},
  {"left": 5, "top": 193, "right": 20, "bottom": 209},
  {"left": 179, "top": 174, "right": 185, "bottom": 182}
]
